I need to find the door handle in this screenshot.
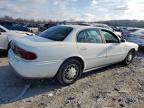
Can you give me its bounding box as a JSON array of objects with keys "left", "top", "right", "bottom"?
[{"left": 80, "top": 47, "right": 87, "bottom": 50}]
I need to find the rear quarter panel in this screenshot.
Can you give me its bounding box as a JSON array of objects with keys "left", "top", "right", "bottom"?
[{"left": 28, "top": 42, "right": 84, "bottom": 63}]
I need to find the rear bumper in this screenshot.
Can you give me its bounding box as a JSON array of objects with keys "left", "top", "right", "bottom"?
[{"left": 8, "top": 49, "right": 63, "bottom": 78}]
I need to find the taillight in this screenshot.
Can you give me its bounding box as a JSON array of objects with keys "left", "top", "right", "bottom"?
[{"left": 13, "top": 45, "right": 37, "bottom": 60}]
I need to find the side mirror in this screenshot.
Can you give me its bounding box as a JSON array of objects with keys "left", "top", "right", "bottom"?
[
  {"left": 121, "top": 39, "right": 126, "bottom": 42},
  {"left": 117, "top": 36, "right": 126, "bottom": 43}
]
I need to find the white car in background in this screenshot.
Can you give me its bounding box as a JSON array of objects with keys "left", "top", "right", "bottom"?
[
  {"left": 0, "top": 25, "right": 34, "bottom": 51},
  {"left": 93, "top": 23, "right": 122, "bottom": 37},
  {"left": 9, "top": 25, "right": 138, "bottom": 85}
]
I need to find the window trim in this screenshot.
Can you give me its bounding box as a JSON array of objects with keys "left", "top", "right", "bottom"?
[
  {"left": 76, "top": 28, "right": 105, "bottom": 43},
  {"left": 0, "top": 28, "right": 6, "bottom": 33},
  {"left": 101, "top": 29, "right": 120, "bottom": 43}
]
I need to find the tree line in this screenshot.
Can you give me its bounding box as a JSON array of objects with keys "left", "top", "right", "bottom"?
[
  {"left": 98, "top": 20, "right": 144, "bottom": 28},
  {"left": 0, "top": 16, "right": 144, "bottom": 28}
]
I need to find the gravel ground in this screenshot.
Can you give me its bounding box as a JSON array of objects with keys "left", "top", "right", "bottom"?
[{"left": 0, "top": 52, "right": 144, "bottom": 108}]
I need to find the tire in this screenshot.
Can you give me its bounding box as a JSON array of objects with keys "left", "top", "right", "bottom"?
[
  {"left": 56, "top": 59, "right": 83, "bottom": 86},
  {"left": 123, "top": 50, "right": 135, "bottom": 65}
]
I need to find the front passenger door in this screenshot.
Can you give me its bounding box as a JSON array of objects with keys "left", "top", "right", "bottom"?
[
  {"left": 101, "top": 30, "right": 127, "bottom": 64},
  {"left": 76, "top": 29, "right": 107, "bottom": 70}
]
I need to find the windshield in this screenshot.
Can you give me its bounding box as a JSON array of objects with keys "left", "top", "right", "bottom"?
[{"left": 39, "top": 26, "right": 73, "bottom": 41}]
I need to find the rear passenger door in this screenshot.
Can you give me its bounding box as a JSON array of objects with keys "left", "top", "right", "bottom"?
[{"left": 76, "top": 28, "right": 107, "bottom": 70}]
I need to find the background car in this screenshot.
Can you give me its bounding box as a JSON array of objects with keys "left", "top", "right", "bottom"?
[
  {"left": 92, "top": 23, "right": 122, "bottom": 37},
  {"left": 8, "top": 25, "right": 138, "bottom": 85},
  {"left": 126, "top": 28, "right": 144, "bottom": 47},
  {"left": 0, "top": 25, "right": 34, "bottom": 51}
]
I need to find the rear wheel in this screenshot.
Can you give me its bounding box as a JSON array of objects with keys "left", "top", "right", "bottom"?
[
  {"left": 56, "top": 59, "right": 83, "bottom": 86},
  {"left": 123, "top": 50, "right": 135, "bottom": 65}
]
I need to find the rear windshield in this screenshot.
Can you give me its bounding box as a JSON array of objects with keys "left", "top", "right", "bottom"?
[
  {"left": 39, "top": 26, "right": 73, "bottom": 41},
  {"left": 128, "top": 29, "right": 139, "bottom": 32}
]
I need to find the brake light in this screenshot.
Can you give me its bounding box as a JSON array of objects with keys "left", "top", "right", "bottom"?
[{"left": 13, "top": 46, "right": 37, "bottom": 60}]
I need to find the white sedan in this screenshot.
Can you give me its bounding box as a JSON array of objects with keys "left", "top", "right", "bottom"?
[
  {"left": 8, "top": 25, "right": 138, "bottom": 85},
  {"left": 0, "top": 25, "right": 34, "bottom": 51}
]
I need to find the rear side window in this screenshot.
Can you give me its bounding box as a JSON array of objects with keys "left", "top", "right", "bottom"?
[
  {"left": 86, "top": 29, "right": 102, "bottom": 43},
  {"left": 77, "top": 31, "right": 87, "bottom": 42},
  {"left": 77, "top": 29, "right": 102, "bottom": 43},
  {"left": 39, "top": 26, "right": 73, "bottom": 41}
]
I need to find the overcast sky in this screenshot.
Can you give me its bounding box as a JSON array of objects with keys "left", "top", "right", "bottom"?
[{"left": 0, "top": 0, "right": 144, "bottom": 21}]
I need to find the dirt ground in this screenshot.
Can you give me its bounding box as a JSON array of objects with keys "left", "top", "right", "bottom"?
[{"left": 0, "top": 51, "right": 144, "bottom": 108}]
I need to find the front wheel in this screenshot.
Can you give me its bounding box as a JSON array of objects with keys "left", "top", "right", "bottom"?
[
  {"left": 56, "top": 59, "right": 83, "bottom": 86},
  {"left": 123, "top": 50, "right": 135, "bottom": 65}
]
